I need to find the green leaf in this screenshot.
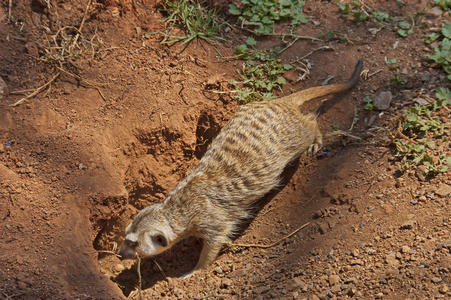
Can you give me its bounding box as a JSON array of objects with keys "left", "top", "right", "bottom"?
[
  {"left": 245, "top": 37, "right": 257, "bottom": 46},
  {"left": 228, "top": 4, "right": 242, "bottom": 15},
  {"left": 234, "top": 44, "right": 248, "bottom": 56},
  {"left": 397, "top": 29, "right": 407, "bottom": 37},
  {"left": 398, "top": 21, "right": 411, "bottom": 29},
  {"left": 441, "top": 22, "right": 451, "bottom": 38},
  {"left": 385, "top": 58, "right": 397, "bottom": 64}
]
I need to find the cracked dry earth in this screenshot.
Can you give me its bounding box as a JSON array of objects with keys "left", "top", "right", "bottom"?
[{"left": 0, "top": 0, "right": 450, "bottom": 299}]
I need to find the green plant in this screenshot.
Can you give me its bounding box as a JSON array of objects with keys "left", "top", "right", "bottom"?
[
  {"left": 385, "top": 58, "right": 407, "bottom": 84},
  {"left": 228, "top": 0, "right": 308, "bottom": 34},
  {"left": 337, "top": 1, "right": 414, "bottom": 37},
  {"left": 394, "top": 88, "right": 451, "bottom": 175},
  {"left": 363, "top": 96, "right": 373, "bottom": 110},
  {"left": 434, "top": 0, "right": 451, "bottom": 10},
  {"left": 159, "top": 0, "right": 225, "bottom": 44},
  {"left": 425, "top": 22, "right": 451, "bottom": 79},
  {"left": 229, "top": 37, "right": 292, "bottom": 103},
  {"left": 329, "top": 109, "right": 359, "bottom": 146}
]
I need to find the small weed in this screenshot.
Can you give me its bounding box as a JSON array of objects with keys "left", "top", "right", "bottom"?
[
  {"left": 229, "top": 37, "right": 292, "bottom": 103},
  {"left": 228, "top": 0, "right": 308, "bottom": 34},
  {"left": 363, "top": 96, "right": 373, "bottom": 110},
  {"left": 425, "top": 22, "right": 451, "bottom": 80},
  {"left": 159, "top": 0, "right": 225, "bottom": 44},
  {"left": 330, "top": 109, "right": 360, "bottom": 146},
  {"left": 385, "top": 58, "right": 407, "bottom": 85},
  {"left": 434, "top": 0, "right": 451, "bottom": 11},
  {"left": 336, "top": 1, "right": 415, "bottom": 38},
  {"left": 393, "top": 88, "right": 451, "bottom": 175}
]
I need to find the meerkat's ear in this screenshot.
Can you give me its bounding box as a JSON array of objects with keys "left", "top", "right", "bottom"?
[{"left": 149, "top": 232, "right": 168, "bottom": 248}]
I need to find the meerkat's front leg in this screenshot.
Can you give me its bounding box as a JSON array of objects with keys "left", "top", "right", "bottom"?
[{"left": 180, "top": 236, "right": 228, "bottom": 280}]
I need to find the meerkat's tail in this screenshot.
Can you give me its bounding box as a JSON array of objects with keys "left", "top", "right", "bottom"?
[{"left": 276, "top": 59, "right": 363, "bottom": 106}]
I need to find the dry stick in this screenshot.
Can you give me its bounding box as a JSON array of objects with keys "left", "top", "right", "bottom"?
[
  {"left": 73, "top": 0, "right": 92, "bottom": 46},
  {"left": 290, "top": 45, "right": 334, "bottom": 64},
  {"left": 229, "top": 222, "right": 310, "bottom": 249},
  {"left": 56, "top": 67, "right": 107, "bottom": 101},
  {"left": 10, "top": 72, "right": 61, "bottom": 107},
  {"left": 7, "top": 0, "right": 12, "bottom": 23},
  {"left": 241, "top": 27, "right": 323, "bottom": 43},
  {"left": 136, "top": 254, "right": 143, "bottom": 300},
  {"left": 326, "top": 130, "right": 362, "bottom": 140},
  {"left": 153, "top": 259, "right": 167, "bottom": 279}
]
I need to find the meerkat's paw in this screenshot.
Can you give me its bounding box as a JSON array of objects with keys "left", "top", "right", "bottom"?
[
  {"left": 307, "top": 143, "right": 321, "bottom": 156},
  {"left": 180, "top": 270, "right": 198, "bottom": 281}
]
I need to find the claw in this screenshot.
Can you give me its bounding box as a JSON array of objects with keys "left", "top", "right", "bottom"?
[{"left": 308, "top": 143, "right": 321, "bottom": 156}]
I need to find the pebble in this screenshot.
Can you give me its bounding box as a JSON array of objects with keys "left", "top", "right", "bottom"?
[
  {"left": 427, "top": 6, "right": 444, "bottom": 17},
  {"left": 330, "top": 284, "right": 341, "bottom": 294},
  {"left": 373, "top": 91, "right": 393, "bottom": 110},
  {"left": 385, "top": 254, "right": 400, "bottom": 267},
  {"left": 253, "top": 285, "right": 270, "bottom": 294},
  {"left": 400, "top": 220, "right": 415, "bottom": 230},
  {"left": 401, "top": 245, "right": 411, "bottom": 254},
  {"left": 435, "top": 184, "right": 451, "bottom": 197},
  {"left": 220, "top": 278, "right": 232, "bottom": 289},
  {"left": 229, "top": 268, "right": 248, "bottom": 278},
  {"left": 431, "top": 277, "right": 442, "bottom": 283},
  {"left": 113, "top": 263, "right": 125, "bottom": 274},
  {"left": 286, "top": 277, "right": 305, "bottom": 291},
  {"left": 329, "top": 274, "right": 341, "bottom": 285},
  {"left": 439, "top": 284, "right": 449, "bottom": 294}
]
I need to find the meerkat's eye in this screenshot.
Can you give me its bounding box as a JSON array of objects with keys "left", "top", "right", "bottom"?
[{"left": 151, "top": 234, "right": 168, "bottom": 247}]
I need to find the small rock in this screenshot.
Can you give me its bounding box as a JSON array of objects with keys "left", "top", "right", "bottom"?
[
  {"left": 350, "top": 259, "right": 364, "bottom": 266},
  {"left": 401, "top": 246, "right": 411, "bottom": 254},
  {"left": 220, "top": 278, "right": 232, "bottom": 289},
  {"left": 400, "top": 220, "right": 415, "bottom": 230},
  {"left": 375, "top": 292, "right": 384, "bottom": 299},
  {"left": 174, "top": 288, "right": 184, "bottom": 297},
  {"left": 0, "top": 76, "right": 8, "bottom": 100},
  {"left": 439, "top": 284, "right": 449, "bottom": 294},
  {"left": 347, "top": 287, "right": 357, "bottom": 296},
  {"left": 373, "top": 91, "right": 393, "bottom": 111},
  {"left": 113, "top": 263, "right": 125, "bottom": 274},
  {"left": 435, "top": 184, "right": 451, "bottom": 197},
  {"left": 402, "top": 90, "right": 415, "bottom": 102},
  {"left": 253, "top": 285, "right": 270, "bottom": 294},
  {"left": 385, "top": 254, "right": 400, "bottom": 267},
  {"left": 330, "top": 284, "right": 341, "bottom": 294},
  {"left": 229, "top": 268, "right": 248, "bottom": 278},
  {"left": 287, "top": 277, "right": 305, "bottom": 291},
  {"left": 431, "top": 277, "right": 442, "bottom": 283},
  {"left": 414, "top": 98, "right": 430, "bottom": 106},
  {"left": 318, "top": 222, "right": 329, "bottom": 234},
  {"left": 437, "top": 240, "right": 451, "bottom": 251},
  {"left": 329, "top": 274, "right": 341, "bottom": 285},
  {"left": 427, "top": 6, "right": 444, "bottom": 17}
]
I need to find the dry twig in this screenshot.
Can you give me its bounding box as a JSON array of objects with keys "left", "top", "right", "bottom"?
[
  {"left": 9, "top": 72, "right": 61, "bottom": 107},
  {"left": 229, "top": 222, "right": 310, "bottom": 249}
]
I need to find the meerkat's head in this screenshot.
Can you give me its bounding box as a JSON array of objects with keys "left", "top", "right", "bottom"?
[{"left": 118, "top": 203, "right": 176, "bottom": 260}]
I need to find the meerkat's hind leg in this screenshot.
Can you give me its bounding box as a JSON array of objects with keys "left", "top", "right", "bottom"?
[{"left": 308, "top": 125, "right": 323, "bottom": 157}]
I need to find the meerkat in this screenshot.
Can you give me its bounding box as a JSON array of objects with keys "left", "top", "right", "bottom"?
[{"left": 118, "top": 60, "right": 363, "bottom": 279}]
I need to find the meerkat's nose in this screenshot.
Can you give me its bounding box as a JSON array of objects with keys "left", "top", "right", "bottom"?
[{"left": 117, "top": 241, "right": 138, "bottom": 260}]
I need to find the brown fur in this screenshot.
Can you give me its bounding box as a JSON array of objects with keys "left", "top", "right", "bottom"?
[{"left": 118, "top": 60, "right": 363, "bottom": 279}]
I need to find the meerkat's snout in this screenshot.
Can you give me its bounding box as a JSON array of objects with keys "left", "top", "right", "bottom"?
[{"left": 117, "top": 239, "right": 138, "bottom": 260}]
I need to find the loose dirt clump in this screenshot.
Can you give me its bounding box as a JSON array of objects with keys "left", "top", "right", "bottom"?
[{"left": 0, "top": 0, "right": 450, "bottom": 299}]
